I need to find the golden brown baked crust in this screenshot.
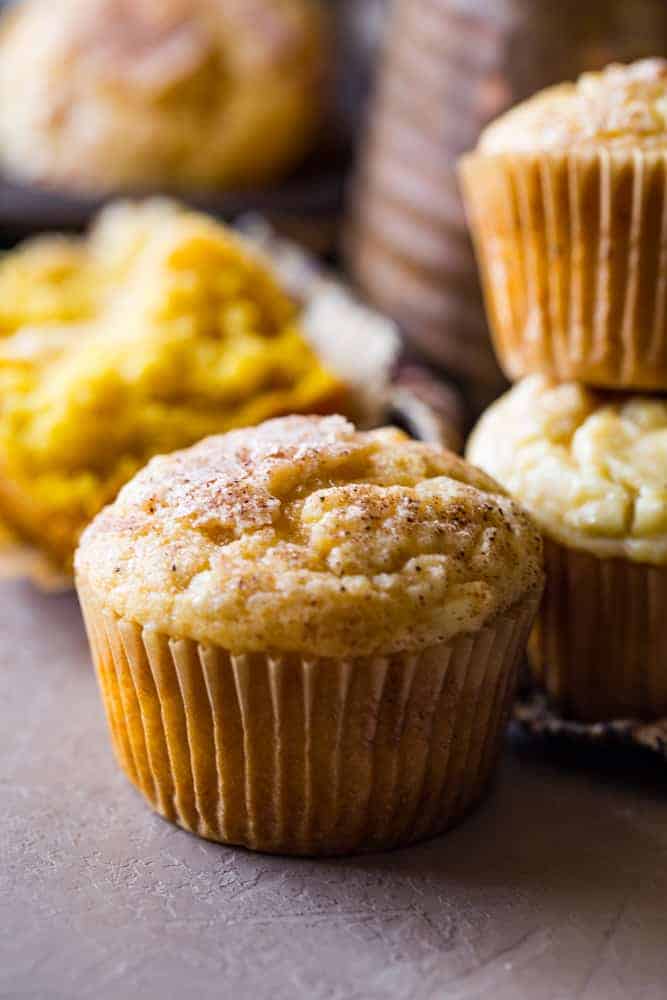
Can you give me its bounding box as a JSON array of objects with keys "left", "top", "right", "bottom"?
[
  {"left": 478, "top": 58, "right": 667, "bottom": 153},
  {"left": 75, "top": 415, "right": 544, "bottom": 657},
  {"left": 0, "top": 0, "right": 325, "bottom": 192},
  {"left": 467, "top": 376, "right": 667, "bottom": 565}
]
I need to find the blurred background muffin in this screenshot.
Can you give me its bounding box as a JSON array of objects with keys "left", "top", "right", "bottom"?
[
  {"left": 0, "top": 201, "right": 346, "bottom": 571},
  {"left": 0, "top": 0, "right": 326, "bottom": 194}
]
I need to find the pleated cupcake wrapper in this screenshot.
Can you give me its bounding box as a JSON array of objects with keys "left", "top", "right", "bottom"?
[
  {"left": 528, "top": 537, "right": 667, "bottom": 723},
  {"left": 459, "top": 150, "right": 667, "bottom": 389},
  {"left": 78, "top": 584, "right": 537, "bottom": 856}
]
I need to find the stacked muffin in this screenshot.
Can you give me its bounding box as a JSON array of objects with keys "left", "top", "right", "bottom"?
[
  {"left": 462, "top": 59, "right": 667, "bottom": 722},
  {"left": 347, "top": 0, "right": 667, "bottom": 405}
]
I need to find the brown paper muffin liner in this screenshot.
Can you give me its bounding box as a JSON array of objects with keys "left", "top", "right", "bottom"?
[
  {"left": 528, "top": 537, "right": 667, "bottom": 723},
  {"left": 459, "top": 150, "right": 667, "bottom": 389},
  {"left": 78, "top": 583, "right": 537, "bottom": 855}
]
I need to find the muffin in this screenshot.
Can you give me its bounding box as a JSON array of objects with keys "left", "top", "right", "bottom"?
[
  {"left": 467, "top": 375, "right": 667, "bottom": 722},
  {"left": 0, "top": 0, "right": 325, "bottom": 193},
  {"left": 0, "top": 201, "right": 341, "bottom": 572},
  {"left": 460, "top": 59, "right": 667, "bottom": 390},
  {"left": 75, "top": 415, "right": 543, "bottom": 855}
]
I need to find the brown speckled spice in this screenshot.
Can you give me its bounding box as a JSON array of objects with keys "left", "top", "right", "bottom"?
[{"left": 76, "top": 415, "right": 543, "bottom": 658}]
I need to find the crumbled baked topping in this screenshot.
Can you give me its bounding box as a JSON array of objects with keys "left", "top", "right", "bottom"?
[
  {"left": 0, "top": 0, "right": 324, "bottom": 190},
  {"left": 0, "top": 202, "right": 340, "bottom": 569}
]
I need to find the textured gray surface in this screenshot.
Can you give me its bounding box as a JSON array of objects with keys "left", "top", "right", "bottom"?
[{"left": 2, "top": 579, "right": 667, "bottom": 1000}]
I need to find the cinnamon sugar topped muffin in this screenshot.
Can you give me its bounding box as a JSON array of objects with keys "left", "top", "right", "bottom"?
[
  {"left": 76, "top": 415, "right": 543, "bottom": 854},
  {"left": 77, "top": 415, "right": 543, "bottom": 657},
  {"left": 0, "top": 0, "right": 325, "bottom": 192}
]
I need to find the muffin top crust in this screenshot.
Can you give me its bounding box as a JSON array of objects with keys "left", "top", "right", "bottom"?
[
  {"left": 467, "top": 376, "right": 667, "bottom": 564},
  {"left": 76, "top": 415, "right": 543, "bottom": 656},
  {"left": 478, "top": 59, "right": 667, "bottom": 154}
]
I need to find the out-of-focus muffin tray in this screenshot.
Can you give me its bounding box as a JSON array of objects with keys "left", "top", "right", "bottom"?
[
  {"left": 513, "top": 689, "right": 667, "bottom": 763},
  {"left": 0, "top": 146, "right": 348, "bottom": 252}
]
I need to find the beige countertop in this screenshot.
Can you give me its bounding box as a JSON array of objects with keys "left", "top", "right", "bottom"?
[{"left": 2, "top": 580, "right": 666, "bottom": 1000}]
